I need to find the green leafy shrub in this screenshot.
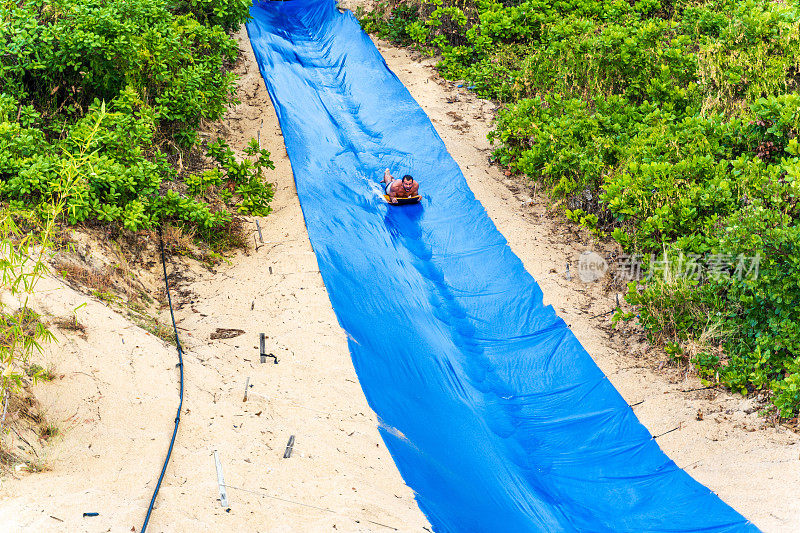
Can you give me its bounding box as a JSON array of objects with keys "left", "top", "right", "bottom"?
[
  {"left": 696, "top": 0, "right": 800, "bottom": 115},
  {"left": 0, "top": 0, "right": 272, "bottom": 247},
  {"left": 774, "top": 360, "right": 800, "bottom": 418},
  {"left": 1, "top": 0, "right": 240, "bottom": 142},
  {"left": 171, "top": 0, "right": 252, "bottom": 31},
  {"left": 357, "top": 1, "right": 425, "bottom": 44},
  {"left": 205, "top": 138, "right": 276, "bottom": 216}
]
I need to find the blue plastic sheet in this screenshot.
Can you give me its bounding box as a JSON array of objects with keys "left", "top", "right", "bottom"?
[{"left": 246, "top": 2, "right": 757, "bottom": 530}]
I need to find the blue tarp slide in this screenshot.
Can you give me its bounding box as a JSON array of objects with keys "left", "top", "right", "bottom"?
[{"left": 246, "top": 1, "right": 757, "bottom": 530}]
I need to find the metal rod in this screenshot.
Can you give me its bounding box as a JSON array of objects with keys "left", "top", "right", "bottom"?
[
  {"left": 214, "top": 450, "right": 229, "bottom": 508},
  {"left": 260, "top": 333, "right": 266, "bottom": 363},
  {"left": 283, "top": 435, "right": 295, "bottom": 458}
]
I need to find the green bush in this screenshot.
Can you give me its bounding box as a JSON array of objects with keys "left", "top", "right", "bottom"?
[
  {"left": 1, "top": 0, "right": 241, "bottom": 135},
  {"left": 171, "top": 0, "right": 252, "bottom": 31},
  {"left": 696, "top": 0, "right": 800, "bottom": 115},
  {"left": 0, "top": 0, "right": 270, "bottom": 246},
  {"left": 357, "top": 1, "right": 425, "bottom": 44}
]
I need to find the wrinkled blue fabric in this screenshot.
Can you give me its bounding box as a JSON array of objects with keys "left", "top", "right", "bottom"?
[{"left": 246, "top": 2, "right": 757, "bottom": 531}]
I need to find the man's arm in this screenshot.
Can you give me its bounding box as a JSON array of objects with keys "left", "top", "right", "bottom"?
[{"left": 387, "top": 181, "right": 400, "bottom": 203}]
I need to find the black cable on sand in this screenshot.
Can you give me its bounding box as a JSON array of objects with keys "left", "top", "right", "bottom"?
[{"left": 140, "top": 227, "right": 185, "bottom": 532}]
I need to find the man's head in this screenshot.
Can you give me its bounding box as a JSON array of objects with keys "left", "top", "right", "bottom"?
[{"left": 402, "top": 175, "right": 414, "bottom": 190}]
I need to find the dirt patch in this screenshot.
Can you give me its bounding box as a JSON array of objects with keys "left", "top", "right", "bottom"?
[
  {"left": 1, "top": 389, "right": 55, "bottom": 475},
  {"left": 51, "top": 316, "right": 87, "bottom": 338},
  {"left": 210, "top": 328, "right": 245, "bottom": 340}
]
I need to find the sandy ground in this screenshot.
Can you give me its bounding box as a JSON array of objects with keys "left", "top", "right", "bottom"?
[{"left": 0, "top": 15, "right": 798, "bottom": 533}]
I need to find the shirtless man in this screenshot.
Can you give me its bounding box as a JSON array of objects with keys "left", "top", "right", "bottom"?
[{"left": 381, "top": 168, "right": 419, "bottom": 204}]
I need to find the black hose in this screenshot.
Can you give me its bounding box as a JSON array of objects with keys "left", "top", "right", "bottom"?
[{"left": 140, "top": 227, "right": 185, "bottom": 532}]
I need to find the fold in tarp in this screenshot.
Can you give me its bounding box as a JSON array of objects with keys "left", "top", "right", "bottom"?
[{"left": 246, "top": 1, "right": 757, "bottom": 530}]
